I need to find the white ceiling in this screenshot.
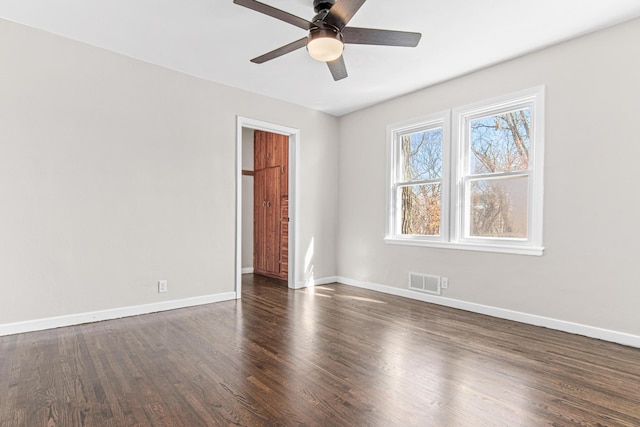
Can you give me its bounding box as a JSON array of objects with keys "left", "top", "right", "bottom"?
[{"left": 1, "top": 0, "right": 640, "bottom": 116}]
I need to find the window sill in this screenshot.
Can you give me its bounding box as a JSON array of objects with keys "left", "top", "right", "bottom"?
[{"left": 384, "top": 237, "right": 544, "bottom": 256}]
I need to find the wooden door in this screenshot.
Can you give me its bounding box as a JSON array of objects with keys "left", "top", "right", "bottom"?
[
  {"left": 254, "top": 167, "right": 281, "bottom": 276},
  {"left": 253, "top": 130, "right": 289, "bottom": 280},
  {"left": 254, "top": 131, "right": 287, "bottom": 171},
  {"left": 254, "top": 130, "right": 267, "bottom": 171}
]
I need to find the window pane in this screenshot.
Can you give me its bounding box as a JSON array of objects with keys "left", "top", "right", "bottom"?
[
  {"left": 399, "top": 183, "right": 441, "bottom": 236},
  {"left": 469, "top": 108, "right": 531, "bottom": 174},
  {"left": 469, "top": 176, "right": 528, "bottom": 238},
  {"left": 400, "top": 128, "right": 442, "bottom": 182}
]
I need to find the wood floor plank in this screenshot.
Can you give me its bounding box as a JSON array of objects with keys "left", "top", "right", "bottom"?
[{"left": 1, "top": 274, "right": 640, "bottom": 426}]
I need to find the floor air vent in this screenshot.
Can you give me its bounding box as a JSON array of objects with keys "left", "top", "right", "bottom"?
[{"left": 409, "top": 273, "right": 441, "bottom": 295}]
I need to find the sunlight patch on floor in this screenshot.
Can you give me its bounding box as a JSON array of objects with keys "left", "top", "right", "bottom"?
[{"left": 336, "top": 295, "right": 387, "bottom": 304}]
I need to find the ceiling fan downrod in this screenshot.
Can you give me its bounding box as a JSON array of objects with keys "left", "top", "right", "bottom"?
[
  {"left": 312, "top": 0, "right": 336, "bottom": 25},
  {"left": 313, "top": 0, "right": 336, "bottom": 14}
]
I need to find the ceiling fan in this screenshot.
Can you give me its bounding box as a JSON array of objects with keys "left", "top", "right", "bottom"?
[{"left": 233, "top": 0, "right": 422, "bottom": 81}]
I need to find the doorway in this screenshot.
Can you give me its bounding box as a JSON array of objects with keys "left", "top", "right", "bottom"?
[{"left": 235, "top": 117, "right": 299, "bottom": 297}]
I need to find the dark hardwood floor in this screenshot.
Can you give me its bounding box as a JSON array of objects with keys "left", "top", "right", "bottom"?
[{"left": 1, "top": 274, "right": 639, "bottom": 426}]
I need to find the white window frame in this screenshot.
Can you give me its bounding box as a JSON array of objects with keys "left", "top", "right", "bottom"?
[
  {"left": 385, "top": 111, "right": 451, "bottom": 245},
  {"left": 385, "top": 86, "right": 544, "bottom": 256}
]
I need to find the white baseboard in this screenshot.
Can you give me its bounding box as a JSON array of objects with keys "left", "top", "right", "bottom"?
[
  {"left": 6, "top": 276, "right": 638, "bottom": 349},
  {"left": 336, "top": 276, "right": 640, "bottom": 349},
  {"left": 295, "top": 276, "right": 339, "bottom": 289},
  {"left": 0, "top": 292, "right": 237, "bottom": 337},
  {"left": 241, "top": 267, "right": 254, "bottom": 274}
]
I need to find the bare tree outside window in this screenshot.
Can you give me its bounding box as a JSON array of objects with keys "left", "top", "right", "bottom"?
[
  {"left": 399, "top": 128, "right": 442, "bottom": 236},
  {"left": 468, "top": 109, "right": 531, "bottom": 238}
]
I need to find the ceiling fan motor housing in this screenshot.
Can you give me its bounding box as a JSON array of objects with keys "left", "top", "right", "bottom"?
[{"left": 308, "top": 26, "right": 343, "bottom": 43}]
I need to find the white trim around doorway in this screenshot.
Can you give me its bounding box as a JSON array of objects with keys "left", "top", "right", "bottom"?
[{"left": 235, "top": 116, "right": 300, "bottom": 297}]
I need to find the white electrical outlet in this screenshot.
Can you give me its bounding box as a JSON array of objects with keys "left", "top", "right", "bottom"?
[
  {"left": 441, "top": 277, "right": 449, "bottom": 289},
  {"left": 158, "top": 280, "right": 168, "bottom": 293}
]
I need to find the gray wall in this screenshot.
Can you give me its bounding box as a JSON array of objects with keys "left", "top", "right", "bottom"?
[
  {"left": 337, "top": 17, "right": 640, "bottom": 335},
  {"left": 0, "top": 18, "right": 339, "bottom": 324}
]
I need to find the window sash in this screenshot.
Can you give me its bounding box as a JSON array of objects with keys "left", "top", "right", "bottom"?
[
  {"left": 395, "top": 127, "right": 444, "bottom": 184},
  {"left": 395, "top": 182, "right": 443, "bottom": 237},
  {"left": 462, "top": 174, "right": 530, "bottom": 242}
]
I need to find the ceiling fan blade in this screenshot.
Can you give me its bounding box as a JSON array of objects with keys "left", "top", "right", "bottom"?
[
  {"left": 343, "top": 27, "right": 422, "bottom": 47},
  {"left": 324, "top": 0, "right": 366, "bottom": 29},
  {"left": 250, "top": 37, "right": 308, "bottom": 64},
  {"left": 327, "top": 56, "right": 348, "bottom": 81},
  {"left": 234, "top": 0, "right": 311, "bottom": 30}
]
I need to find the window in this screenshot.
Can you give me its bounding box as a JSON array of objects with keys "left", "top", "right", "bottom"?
[
  {"left": 387, "top": 112, "right": 450, "bottom": 243},
  {"left": 386, "top": 87, "right": 544, "bottom": 255}
]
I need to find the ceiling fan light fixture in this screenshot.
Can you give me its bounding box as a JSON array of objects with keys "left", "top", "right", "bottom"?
[{"left": 307, "top": 27, "right": 344, "bottom": 62}]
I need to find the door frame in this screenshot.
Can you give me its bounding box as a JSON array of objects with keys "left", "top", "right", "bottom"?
[{"left": 235, "top": 116, "right": 299, "bottom": 297}]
